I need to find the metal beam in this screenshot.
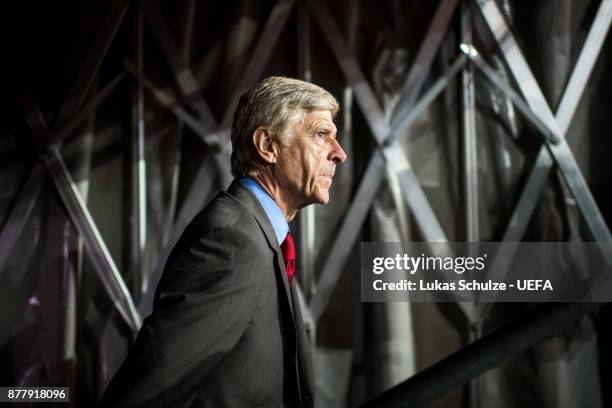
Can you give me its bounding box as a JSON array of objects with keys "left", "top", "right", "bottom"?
[
  {"left": 311, "top": 0, "right": 451, "bottom": 242},
  {"left": 220, "top": 0, "right": 296, "bottom": 129},
  {"left": 0, "top": 74, "right": 125, "bottom": 270},
  {"left": 311, "top": 57, "right": 468, "bottom": 320},
  {"left": 392, "top": 55, "right": 468, "bottom": 135},
  {"left": 461, "top": 15, "right": 482, "bottom": 408},
  {"left": 163, "top": 0, "right": 197, "bottom": 260},
  {"left": 460, "top": 45, "right": 558, "bottom": 144},
  {"left": 311, "top": 62, "right": 471, "bottom": 319},
  {"left": 143, "top": 0, "right": 218, "bottom": 130},
  {"left": 555, "top": 0, "right": 612, "bottom": 136},
  {"left": 143, "top": 1, "right": 232, "bottom": 187},
  {"left": 0, "top": 167, "right": 45, "bottom": 273},
  {"left": 476, "top": 0, "right": 612, "bottom": 244},
  {"left": 21, "top": 93, "right": 141, "bottom": 333},
  {"left": 131, "top": 1, "right": 147, "bottom": 296},
  {"left": 357, "top": 302, "right": 602, "bottom": 408},
  {"left": 389, "top": 0, "right": 460, "bottom": 131},
  {"left": 464, "top": 48, "right": 612, "bottom": 282},
  {"left": 52, "top": 0, "right": 130, "bottom": 134},
  {"left": 310, "top": 152, "right": 385, "bottom": 320},
  {"left": 1, "top": 1, "right": 130, "bottom": 272},
  {"left": 54, "top": 72, "right": 128, "bottom": 145},
  {"left": 461, "top": 8, "right": 479, "bottom": 243},
  {"left": 482, "top": 0, "right": 612, "bottom": 244},
  {"left": 122, "top": 60, "right": 217, "bottom": 145},
  {"left": 309, "top": 0, "right": 469, "bottom": 320},
  {"left": 310, "top": 0, "right": 389, "bottom": 145}
]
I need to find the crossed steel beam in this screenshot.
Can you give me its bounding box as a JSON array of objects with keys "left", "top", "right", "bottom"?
[
  {"left": 20, "top": 93, "right": 141, "bottom": 333},
  {"left": 461, "top": 3, "right": 479, "bottom": 244},
  {"left": 477, "top": 0, "right": 612, "bottom": 244},
  {"left": 0, "top": 72, "right": 127, "bottom": 294},
  {"left": 308, "top": 0, "right": 475, "bottom": 321},
  {"left": 0, "top": 1, "right": 131, "bottom": 272},
  {"left": 470, "top": 0, "right": 612, "bottom": 292},
  {"left": 352, "top": 1, "right": 611, "bottom": 404},
  {"left": 358, "top": 302, "right": 603, "bottom": 408},
  {"left": 2, "top": 0, "right": 141, "bottom": 332},
  {"left": 142, "top": 0, "right": 231, "bottom": 183},
  {"left": 310, "top": 0, "right": 612, "bottom": 323},
  {"left": 52, "top": 0, "right": 131, "bottom": 134},
  {"left": 122, "top": 61, "right": 217, "bottom": 144}
]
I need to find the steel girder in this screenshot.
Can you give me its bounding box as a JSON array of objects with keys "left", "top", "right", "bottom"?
[
  {"left": 131, "top": 1, "right": 147, "bottom": 296},
  {"left": 310, "top": 0, "right": 612, "bottom": 326},
  {"left": 308, "top": 0, "right": 475, "bottom": 321},
  {"left": 0, "top": 1, "right": 131, "bottom": 272},
  {"left": 357, "top": 302, "right": 603, "bottom": 408},
  {"left": 461, "top": 4, "right": 479, "bottom": 244},
  {"left": 476, "top": 0, "right": 612, "bottom": 244},
  {"left": 4, "top": 0, "right": 141, "bottom": 333},
  {"left": 351, "top": 0, "right": 612, "bottom": 405},
  {"left": 472, "top": 0, "right": 612, "bottom": 289},
  {"left": 20, "top": 94, "right": 141, "bottom": 333},
  {"left": 0, "top": 72, "right": 127, "bottom": 291}
]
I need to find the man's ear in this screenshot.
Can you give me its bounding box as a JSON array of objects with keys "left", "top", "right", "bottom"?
[{"left": 252, "top": 127, "right": 277, "bottom": 164}]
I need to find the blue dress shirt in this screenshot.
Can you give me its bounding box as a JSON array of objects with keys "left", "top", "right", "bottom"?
[{"left": 239, "top": 177, "right": 289, "bottom": 245}]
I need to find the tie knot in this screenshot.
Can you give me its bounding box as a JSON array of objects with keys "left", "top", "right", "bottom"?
[
  {"left": 281, "top": 232, "right": 296, "bottom": 284},
  {"left": 281, "top": 232, "right": 295, "bottom": 262}
]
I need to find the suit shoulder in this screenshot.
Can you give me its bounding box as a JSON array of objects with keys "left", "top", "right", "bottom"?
[
  {"left": 159, "top": 193, "right": 266, "bottom": 299},
  {"left": 189, "top": 192, "right": 257, "bottom": 232},
  {"left": 170, "top": 192, "right": 262, "bottom": 260}
]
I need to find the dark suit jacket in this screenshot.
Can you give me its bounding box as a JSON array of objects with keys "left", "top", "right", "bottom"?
[{"left": 99, "top": 180, "right": 314, "bottom": 408}]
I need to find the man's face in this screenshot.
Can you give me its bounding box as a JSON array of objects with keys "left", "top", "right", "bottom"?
[{"left": 275, "top": 109, "right": 347, "bottom": 207}]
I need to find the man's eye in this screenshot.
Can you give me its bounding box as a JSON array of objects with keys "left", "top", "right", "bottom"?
[{"left": 315, "top": 132, "right": 326, "bottom": 139}]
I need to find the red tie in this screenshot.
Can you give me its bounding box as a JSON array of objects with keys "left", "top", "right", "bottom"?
[{"left": 281, "top": 232, "right": 296, "bottom": 285}]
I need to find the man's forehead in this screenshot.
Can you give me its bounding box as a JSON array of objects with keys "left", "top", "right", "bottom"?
[{"left": 303, "top": 110, "right": 336, "bottom": 128}]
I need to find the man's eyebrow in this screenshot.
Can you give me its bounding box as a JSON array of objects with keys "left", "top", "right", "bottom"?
[{"left": 307, "top": 122, "right": 336, "bottom": 132}]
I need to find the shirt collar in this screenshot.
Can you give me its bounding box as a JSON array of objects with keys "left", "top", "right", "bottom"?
[{"left": 239, "top": 176, "right": 289, "bottom": 245}]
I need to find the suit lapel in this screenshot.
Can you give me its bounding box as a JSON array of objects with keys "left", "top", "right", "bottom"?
[{"left": 227, "top": 180, "right": 295, "bottom": 318}]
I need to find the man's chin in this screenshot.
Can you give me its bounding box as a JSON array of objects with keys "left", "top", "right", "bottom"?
[
  {"left": 314, "top": 190, "right": 330, "bottom": 205},
  {"left": 301, "top": 185, "right": 331, "bottom": 206}
]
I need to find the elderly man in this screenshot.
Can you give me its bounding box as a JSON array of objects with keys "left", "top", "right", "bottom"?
[{"left": 99, "top": 77, "right": 347, "bottom": 407}]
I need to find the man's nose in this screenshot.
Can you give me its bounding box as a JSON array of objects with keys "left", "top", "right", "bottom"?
[{"left": 329, "top": 139, "right": 348, "bottom": 164}]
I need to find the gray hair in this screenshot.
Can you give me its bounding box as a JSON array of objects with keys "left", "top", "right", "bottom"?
[{"left": 230, "top": 76, "right": 339, "bottom": 177}]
